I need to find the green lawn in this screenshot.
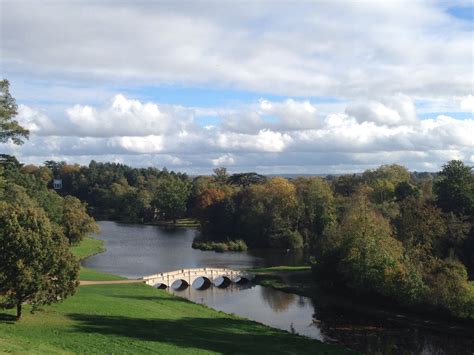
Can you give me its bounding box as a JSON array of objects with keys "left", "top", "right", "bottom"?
[
  {"left": 70, "top": 236, "right": 124, "bottom": 282},
  {"left": 0, "top": 284, "right": 349, "bottom": 354},
  {"left": 0, "top": 239, "right": 351, "bottom": 354},
  {"left": 249, "top": 265, "right": 311, "bottom": 273},
  {"left": 71, "top": 237, "right": 105, "bottom": 260},
  {"left": 78, "top": 267, "right": 126, "bottom": 281}
]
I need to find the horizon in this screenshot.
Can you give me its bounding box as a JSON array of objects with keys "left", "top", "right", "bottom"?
[{"left": 1, "top": 0, "right": 473, "bottom": 174}]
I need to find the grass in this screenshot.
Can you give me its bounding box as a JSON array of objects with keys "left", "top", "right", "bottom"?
[
  {"left": 70, "top": 236, "right": 105, "bottom": 260},
  {"left": 78, "top": 267, "right": 126, "bottom": 281},
  {"left": 71, "top": 236, "right": 125, "bottom": 282},
  {"left": 152, "top": 218, "right": 200, "bottom": 228},
  {"left": 249, "top": 265, "right": 311, "bottom": 273},
  {"left": 0, "top": 284, "right": 349, "bottom": 354},
  {"left": 0, "top": 239, "right": 351, "bottom": 354},
  {"left": 251, "top": 266, "right": 316, "bottom": 297}
]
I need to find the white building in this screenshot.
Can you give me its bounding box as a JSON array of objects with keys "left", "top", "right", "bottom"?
[{"left": 53, "top": 179, "right": 62, "bottom": 190}]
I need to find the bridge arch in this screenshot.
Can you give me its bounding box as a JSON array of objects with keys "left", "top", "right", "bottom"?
[
  {"left": 171, "top": 279, "right": 189, "bottom": 290},
  {"left": 142, "top": 268, "right": 255, "bottom": 291},
  {"left": 192, "top": 276, "right": 212, "bottom": 290},
  {"left": 213, "top": 276, "right": 232, "bottom": 288},
  {"left": 233, "top": 276, "right": 250, "bottom": 284}
]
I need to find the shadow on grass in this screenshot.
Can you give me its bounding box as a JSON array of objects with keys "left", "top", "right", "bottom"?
[
  {"left": 109, "top": 294, "right": 192, "bottom": 304},
  {"left": 0, "top": 312, "right": 17, "bottom": 324},
  {"left": 67, "top": 313, "right": 345, "bottom": 354}
]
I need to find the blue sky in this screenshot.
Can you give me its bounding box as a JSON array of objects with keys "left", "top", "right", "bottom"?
[{"left": 1, "top": 0, "right": 473, "bottom": 174}]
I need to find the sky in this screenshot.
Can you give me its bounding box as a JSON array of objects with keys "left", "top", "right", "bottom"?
[{"left": 1, "top": 0, "right": 473, "bottom": 174}]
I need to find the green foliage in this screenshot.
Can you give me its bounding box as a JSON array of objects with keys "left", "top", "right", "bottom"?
[
  {"left": 192, "top": 239, "right": 248, "bottom": 252},
  {"left": 0, "top": 79, "right": 29, "bottom": 145},
  {"left": 363, "top": 164, "right": 411, "bottom": 203},
  {"left": 395, "top": 181, "right": 420, "bottom": 201},
  {"left": 249, "top": 265, "right": 311, "bottom": 273},
  {"left": 212, "top": 167, "right": 229, "bottom": 185},
  {"left": 229, "top": 172, "right": 267, "bottom": 187},
  {"left": 424, "top": 259, "right": 474, "bottom": 318},
  {"left": 269, "top": 229, "right": 304, "bottom": 249},
  {"left": 435, "top": 160, "right": 474, "bottom": 216},
  {"left": 395, "top": 197, "right": 446, "bottom": 256},
  {"left": 0, "top": 202, "right": 79, "bottom": 319},
  {"left": 152, "top": 175, "right": 191, "bottom": 222},
  {"left": 62, "top": 195, "right": 99, "bottom": 245},
  {"left": 294, "top": 177, "right": 336, "bottom": 248}
]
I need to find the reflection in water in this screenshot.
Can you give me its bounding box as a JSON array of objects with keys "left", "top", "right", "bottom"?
[
  {"left": 260, "top": 286, "right": 296, "bottom": 313},
  {"left": 86, "top": 221, "right": 474, "bottom": 354},
  {"left": 170, "top": 283, "right": 323, "bottom": 342}
]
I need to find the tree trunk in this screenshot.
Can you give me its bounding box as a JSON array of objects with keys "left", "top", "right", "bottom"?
[{"left": 16, "top": 303, "right": 22, "bottom": 320}]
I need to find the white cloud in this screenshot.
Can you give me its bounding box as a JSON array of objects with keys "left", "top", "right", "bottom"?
[
  {"left": 2, "top": 1, "right": 472, "bottom": 100},
  {"left": 346, "top": 94, "right": 417, "bottom": 126},
  {"left": 6, "top": 94, "right": 474, "bottom": 173},
  {"left": 65, "top": 94, "right": 193, "bottom": 137},
  {"left": 16, "top": 105, "right": 57, "bottom": 135},
  {"left": 460, "top": 95, "right": 474, "bottom": 112},
  {"left": 211, "top": 154, "right": 235, "bottom": 166}
]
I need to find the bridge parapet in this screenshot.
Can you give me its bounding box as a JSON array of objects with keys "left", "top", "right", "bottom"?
[{"left": 142, "top": 267, "right": 254, "bottom": 288}]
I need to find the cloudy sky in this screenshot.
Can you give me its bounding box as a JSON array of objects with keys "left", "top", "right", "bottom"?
[{"left": 1, "top": 0, "right": 473, "bottom": 174}]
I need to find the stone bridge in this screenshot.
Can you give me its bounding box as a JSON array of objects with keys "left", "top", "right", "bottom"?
[{"left": 141, "top": 267, "right": 255, "bottom": 290}]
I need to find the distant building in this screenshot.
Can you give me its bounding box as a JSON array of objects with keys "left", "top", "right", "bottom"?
[{"left": 53, "top": 179, "right": 62, "bottom": 190}]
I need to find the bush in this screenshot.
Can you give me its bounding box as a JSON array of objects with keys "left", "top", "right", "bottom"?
[
  {"left": 268, "top": 229, "right": 304, "bottom": 249},
  {"left": 192, "top": 239, "right": 248, "bottom": 252}
]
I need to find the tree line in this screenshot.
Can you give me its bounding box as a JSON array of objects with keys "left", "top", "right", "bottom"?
[
  {"left": 1, "top": 78, "right": 473, "bottom": 321},
  {"left": 32, "top": 153, "right": 474, "bottom": 319},
  {"left": 193, "top": 162, "right": 474, "bottom": 319}
]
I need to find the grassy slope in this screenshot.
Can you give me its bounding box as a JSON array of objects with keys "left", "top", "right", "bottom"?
[
  {"left": 0, "top": 239, "right": 351, "bottom": 354},
  {"left": 0, "top": 284, "right": 347, "bottom": 354},
  {"left": 249, "top": 266, "right": 311, "bottom": 273},
  {"left": 70, "top": 237, "right": 105, "bottom": 260},
  {"left": 71, "top": 236, "right": 125, "bottom": 282}
]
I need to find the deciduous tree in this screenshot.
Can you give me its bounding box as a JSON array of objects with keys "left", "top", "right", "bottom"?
[{"left": 0, "top": 202, "right": 79, "bottom": 320}]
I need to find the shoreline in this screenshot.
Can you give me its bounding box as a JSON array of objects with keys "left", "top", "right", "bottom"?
[{"left": 251, "top": 268, "right": 474, "bottom": 339}]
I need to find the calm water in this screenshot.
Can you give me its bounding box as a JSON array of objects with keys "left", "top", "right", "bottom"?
[{"left": 84, "top": 221, "right": 474, "bottom": 354}]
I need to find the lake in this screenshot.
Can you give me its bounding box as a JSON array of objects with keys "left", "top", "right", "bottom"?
[{"left": 83, "top": 221, "right": 474, "bottom": 354}]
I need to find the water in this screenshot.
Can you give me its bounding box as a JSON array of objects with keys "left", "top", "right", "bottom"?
[
  {"left": 83, "top": 221, "right": 303, "bottom": 278},
  {"left": 84, "top": 221, "right": 474, "bottom": 354}
]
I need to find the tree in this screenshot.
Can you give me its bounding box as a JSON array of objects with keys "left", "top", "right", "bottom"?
[
  {"left": 0, "top": 202, "right": 79, "bottom": 320},
  {"left": 212, "top": 167, "right": 229, "bottom": 185},
  {"left": 395, "top": 197, "right": 446, "bottom": 257},
  {"left": 152, "top": 175, "right": 191, "bottom": 222},
  {"left": 434, "top": 160, "right": 474, "bottom": 216},
  {"left": 62, "top": 196, "right": 99, "bottom": 245},
  {"left": 395, "top": 181, "right": 420, "bottom": 201},
  {"left": 0, "top": 80, "right": 29, "bottom": 145},
  {"left": 229, "top": 172, "right": 267, "bottom": 187},
  {"left": 294, "top": 177, "right": 336, "bottom": 247}
]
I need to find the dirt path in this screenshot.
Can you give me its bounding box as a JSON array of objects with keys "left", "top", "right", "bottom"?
[{"left": 80, "top": 280, "right": 143, "bottom": 286}]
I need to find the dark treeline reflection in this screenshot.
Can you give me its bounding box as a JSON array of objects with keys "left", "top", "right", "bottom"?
[{"left": 173, "top": 283, "right": 474, "bottom": 354}]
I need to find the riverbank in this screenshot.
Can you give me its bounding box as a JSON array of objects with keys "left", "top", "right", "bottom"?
[
  {"left": 148, "top": 218, "right": 200, "bottom": 228},
  {"left": 251, "top": 266, "right": 474, "bottom": 339},
  {"left": 0, "top": 238, "right": 351, "bottom": 354}
]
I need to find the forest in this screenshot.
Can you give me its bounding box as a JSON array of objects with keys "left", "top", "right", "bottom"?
[{"left": 4, "top": 154, "right": 473, "bottom": 320}]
